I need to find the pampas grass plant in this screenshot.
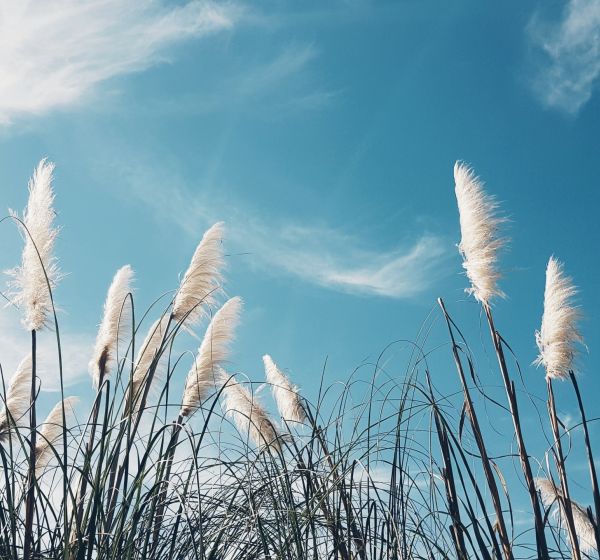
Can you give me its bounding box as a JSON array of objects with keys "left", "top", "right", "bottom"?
[
  {"left": 454, "top": 162, "right": 549, "bottom": 559},
  {"left": 172, "top": 221, "right": 225, "bottom": 324},
  {"left": 89, "top": 265, "right": 134, "bottom": 389},
  {"left": 6, "top": 159, "right": 61, "bottom": 560},
  {"left": 180, "top": 296, "right": 242, "bottom": 418},
  {"left": 0, "top": 355, "right": 32, "bottom": 439},
  {"left": 536, "top": 478, "right": 598, "bottom": 555},
  {"left": 221, "top": 373, "right": 280, "bottom": 450},
  {"left": 0, "top": 160, "right": 598, "bottom": 560},
  {"left": 35, "top": 396, "right": 78, "bottom": 476},
  {"left": 263, "top": 354, "right": 305, "bottom": 425}
]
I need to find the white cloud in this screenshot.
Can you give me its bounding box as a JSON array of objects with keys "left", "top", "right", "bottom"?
[
  {"left": 528, "top": 0, "right": 600, "bottom": 114},
  {"left": 0, "top": 305, "right": 93, "bottom": 392},
  {"left": 236, "top": 43, "right": 318, "bottom": 97},
  {"left": 120, "top": 166, "right": 450, "bottom": 299},
  {"left": 0, "top": 0, "right": 236, "bottom": 124},
  {"left": 248, "top": 223, "right": 448, "bottom": 298}
]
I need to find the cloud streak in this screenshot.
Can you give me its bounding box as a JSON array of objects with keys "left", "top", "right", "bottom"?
[
  {"left": 0, "top": 306, "right": 93, "bottom": 392},
  {"left": 120, "top": 165, "right": 449, "bottom": 299},
  {"left": 0, "top": 0, "right": 236, "bottom": 124},
  {"left": 528, "top": 0, "right": 600, "bottom": 114},
  {"left": 248, "top": 223, "right": 448, "bottom": 298}
]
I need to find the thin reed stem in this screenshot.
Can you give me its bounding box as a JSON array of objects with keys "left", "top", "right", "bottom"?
[
  {"left": 547, "top": 377, "right": 582, "bottom": 560},
  {"left": 569, "top": 370, "right": 600, "bottom": 552},
  {"left": 23, "top": 329, "right": 37, "bottom": 560},
  {"left": 426, "top": 373, "right": 468, "bottom": 560},
  {"left": 483, "top": 304, "right": 550, "bottom": 560},
  {"left": 305, "top": 405, "right": 367, "bottom": 560},
  {"left": 438, "top": 298, "right": 512, "bottom": 560},
  {"left": 150, "top": 415, "right": 183, "bottom": 554}
]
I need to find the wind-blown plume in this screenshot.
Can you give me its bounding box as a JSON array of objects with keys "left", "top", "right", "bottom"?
[
  {"left": 535, "top": 257, "right": 582, "bottom": 380},
  {"left": 35, "top": 396, "right": 78, "bottom": 475},
  {"left": 126, "top": 315, "right": 171, "bottom": 413},
  {"left": 221, "top": 374, "right": 279, "bottom": 450},
  {"left": 89, "top": 265, "right": 134, "bottom": 388},
  {"left": 454, "top": 162, "right": 507, "bottom": 304},
  {"left": 0, "top": 355, "right": 33, "bottom": 440},
  {"left": 172, "top": 222, "right": 225, "bottom": 325},
  {"left": 8, "top": 159, "right": 60, "bottom": 330},
  {"left": 536, "top": 478, "right": 597, "bottom": 554},
  {"left": 263, "top": 355, "right": 305, "bottom": 424},
  {"left": 180, "top": 296, "right": 242, "bottom": 417}
]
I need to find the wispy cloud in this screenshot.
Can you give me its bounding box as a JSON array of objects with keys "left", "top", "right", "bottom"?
[
  {"left": 527, "top": 0, "right": 600, "bottom": 114},
  {"left": 119, "top": 164, "right": 450, "bottom": 299},
  {"left": 247, "top": 223, "right": 447, "bottom": 298},
  {"left": 0, "top": 306, "right": 93, "bottom": 392},
  {"left": 143, "top": 42, "right": 339, "bottom": 117},
  {"left": 0, "top": 0, "right": 236, "bottom": 124},
  {"left": 236, "top": 43, "right": 318, "bottom": 97}
]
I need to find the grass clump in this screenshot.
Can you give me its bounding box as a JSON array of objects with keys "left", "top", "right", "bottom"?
[{"left": 0, "top": 159, "right": 598, "bottom": 559}]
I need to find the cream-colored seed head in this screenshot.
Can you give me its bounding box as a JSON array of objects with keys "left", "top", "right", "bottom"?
[
  {"left": 221, "top": 374, "right": 279, "bottom": 451},
  {"left": 535, "top": 478, "right": 596, "bottom": 553},
  {"left": 535, "top": 257, "right": 583, "bottom": 380},
  {"left": 89, "top": 265, "right": 134, "bottom": 388},
  {"left": 172, "top": 222, "right": 225, "bottom": 325},
  {"left": 127, "top": 315, "right": 171, "bottom": 414},
  {"left": 9, "top": 159, "right": 60, "bottom": 331},
  {"left": 180, "top": 296, "right": 242, "bottom": 417},
  {"left": 0, "top": 355, "right": 33, "bottom": 440},
  {"left": 454, "top": 162, "right": 507, "bottom": 304},
  {"left": 35, "top": 396, "right": 78, "bottom": 475},
  {"left": 263, "top": 354, "right": 305, "bottom": 424}
]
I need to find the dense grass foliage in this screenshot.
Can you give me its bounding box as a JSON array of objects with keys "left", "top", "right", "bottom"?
[{"left": 1, "top": 160, "right": 598, "bottom": 559}]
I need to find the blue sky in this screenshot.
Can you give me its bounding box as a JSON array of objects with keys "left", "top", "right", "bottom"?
[{"left": 0, "top": 0, "right": 599, "bottom": 510}]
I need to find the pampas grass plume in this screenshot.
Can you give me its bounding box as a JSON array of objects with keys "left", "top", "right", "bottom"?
[
  {"left": 263, "top": 354, "right": 305, "bottom": 424},
  {"left": 221, "top": 373, "right": 279, "bottom": 450},
  {"left": 180, "top": 296, "right": 242, "bottom": 417},
  {"left": 172, "top": 222, "right": 225, "bottom": 324},
  {"left": 89, "top": 265, "right": 134, "bottom": 388},
  {"left": 0, "top": 355, "right": 33, "bottom": 439},
  {"left": 536, "top": 477, "right": 596, "bottom": 553},
  {"left": 535, "top": 257, "right": 582, "bottom": 380},
  {"left": 36, "top": 396, "right": 78, "bottom": 475},
  {"left": 454, "top": 162, "right": 506, "bottom": 304},
  {"left": 9, "top": 159, "right": 60, "bottom": 330},
  {"left": 127, "top": 315, "right": 171, "bottom": 413}
]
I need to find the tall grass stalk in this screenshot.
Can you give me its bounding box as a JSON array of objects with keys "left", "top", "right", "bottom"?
[
  {"left": 438, "top": 298, "right": 511, "bottom": 560},
  {"left": 1, "top": 160, "right": 599, "bottom": 559},
  {"left": 483, "top": 305, "right": 550, "bottom": 560},
  {"left": 570, "top": 371, "right": 600, "bottom": 552},
  {"left": 454, "top": 162, "right": 549, "bottom": 559}
]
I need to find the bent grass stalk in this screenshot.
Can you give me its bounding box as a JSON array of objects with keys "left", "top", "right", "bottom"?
[
  {"left": 438, "top": 298, "right": 511, "bottom": 560},
  {"left": 570, "top": 371, "right": 600, "bottom": 552},
  {"left": 483, "top": 304, "right": 550, "bottom": 560},
  {"left": 2, "top": 160, "right": 600, "bottom": 559}
]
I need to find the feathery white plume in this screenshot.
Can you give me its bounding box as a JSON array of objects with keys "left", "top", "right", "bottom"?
[
  {"left": 0, "top": 355, "right": 33, "bottom": 440},
  {"left": 172, "top": 222, "right": 225, "bottom": 325},
  {"left": 35, "top": 396, "right": 78, "bottom": 475},
  {"left": 263, "top": 355, "right": 305, "bottom": 424},
  {"left": 535, "top": 257, "right": 583, "bottom": 380},
  {"left": 221, "top": 374, "right": 279, "bottom": 450},
  {"left": 535, "top": 478, "right": 597, "bottom": 553},
  {"left": 89, "top": 265, "right": 134, "bottom": 388},
  {"left": 127, "top": 315, "right": 171, "bottom": 413},
  {"left": 180, "top": 297, "right": 242, "bottom": 417},
  {"left": 454, "top": 162, "right": 506, "bottom": 304},
  {"left": 8, "top": 159, "right": 60, "bottom": 330},
  {"left": 535, "top": 477, "right": 560, "bottom": 507}
]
